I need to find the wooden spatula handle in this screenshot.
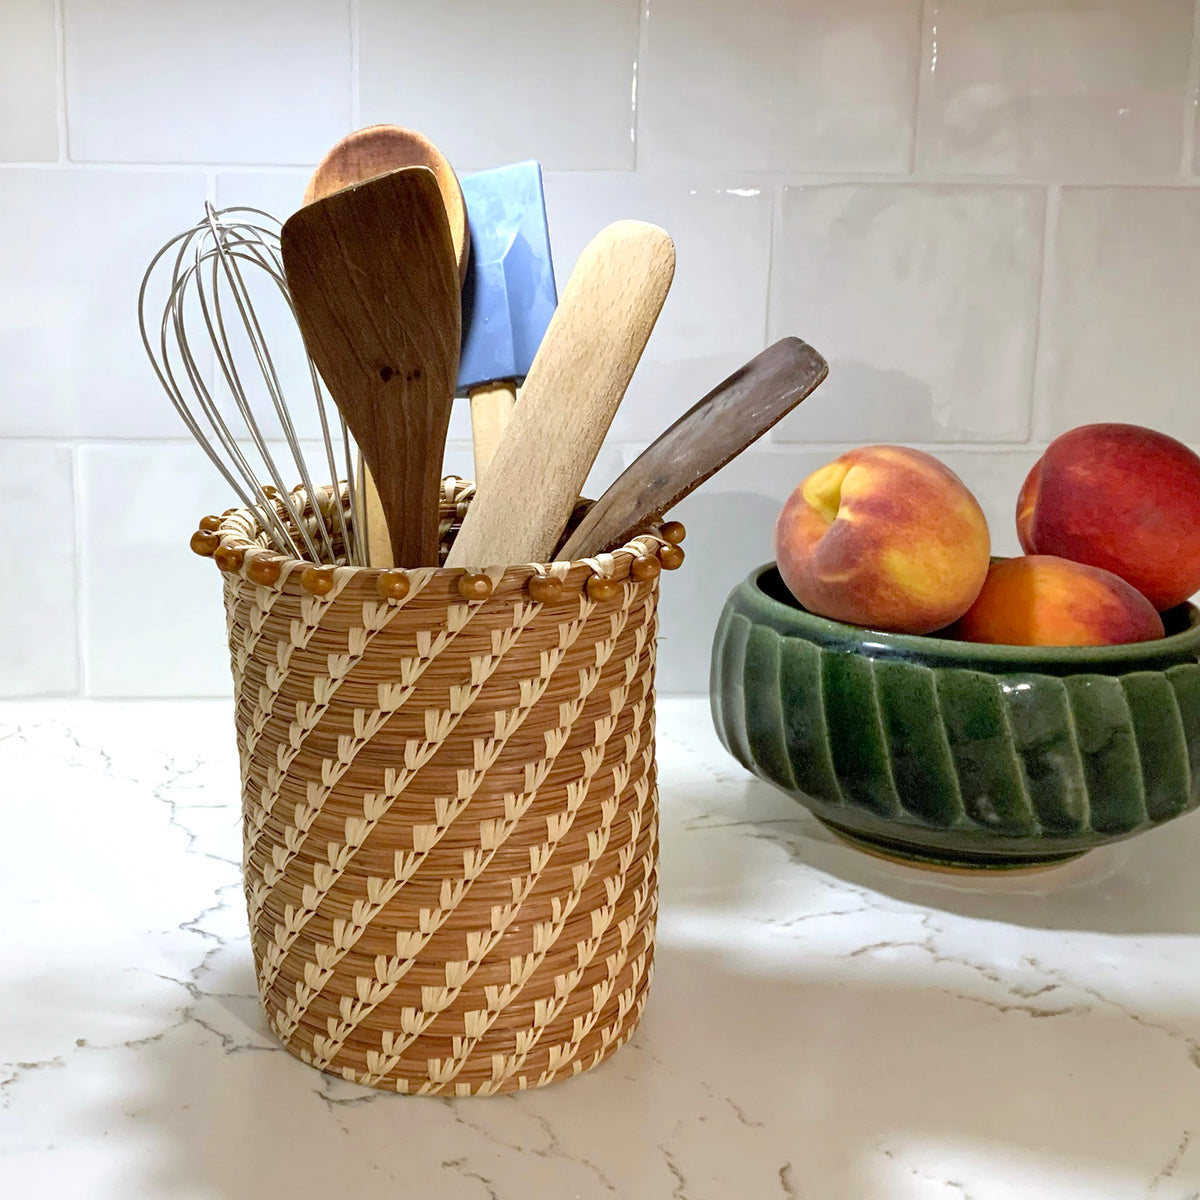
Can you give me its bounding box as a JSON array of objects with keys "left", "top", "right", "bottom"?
[
  {"left": 447, "top": 220, "right": 675, "bottom": 568},
  {"left": 468, "top": 380, "right": 517, "bottom": 483}
]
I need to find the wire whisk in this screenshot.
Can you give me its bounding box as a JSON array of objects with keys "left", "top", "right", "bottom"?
[{"left": 138, "top": 202, "right": 364, "bottom": 565}]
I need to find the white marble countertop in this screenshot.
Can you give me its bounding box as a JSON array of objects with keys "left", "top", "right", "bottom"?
[{"left": 2, "top": 698, "right": 1199, "bottom": 1199}]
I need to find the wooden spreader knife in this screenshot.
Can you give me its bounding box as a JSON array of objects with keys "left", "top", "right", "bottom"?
[{"left": 557, "top": 338, "right": 829, "bottom": 560}]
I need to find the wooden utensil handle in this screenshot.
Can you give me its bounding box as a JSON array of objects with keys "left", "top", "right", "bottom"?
[
  {"left": 469, "top": 380, "right": 518, "bottom": 483},
  {"left": 355, "top": 457, "right": 395, "bottom": 568},
  {"left": 447, "top": 220, "right": 675, "bottom": 568}
]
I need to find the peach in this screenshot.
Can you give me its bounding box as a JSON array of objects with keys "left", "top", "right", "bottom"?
[
  {"left": 950, "top": 555, "right": 1164, "bottom": 647},
  {"left": 1017, "top": 423, "right": 1200, "bottom": 611},
  {"left": 774, "top": 446, "right": 990, "bottom": 635}
]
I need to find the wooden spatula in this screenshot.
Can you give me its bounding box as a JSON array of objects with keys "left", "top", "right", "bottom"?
[
  {"left": 446, "top": 220, "right": 675, "bottom": 569},
  {"left": 304, "top": 126, "right": 469, "bottom": 567},
  {"left": 281, "top": 166, "right": 460, "bottom": 568},
  {"left": 557, "top": 338, "right": 828, "bottom": 560}
]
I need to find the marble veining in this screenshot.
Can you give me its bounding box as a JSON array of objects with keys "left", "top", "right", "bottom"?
[{"left": 1, "top": 698, "right": 1199, "bottom": 1198}]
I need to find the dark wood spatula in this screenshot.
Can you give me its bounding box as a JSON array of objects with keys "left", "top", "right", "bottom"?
[
  {"left": 281, "top": 165, "right": 460, "bottom": 568},
  {"left": 557, "top": 337, "right": 828, "bottom": 560}
]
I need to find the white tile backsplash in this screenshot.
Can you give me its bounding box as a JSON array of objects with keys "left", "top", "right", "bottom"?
[
  {"left": 359, "top": 0, "right": 640, "bottom": 171},
  {"left": 770, "top": 184, "right": 1044, "bottom": 444},
  {"left": 4, "top": 0, "right": 1200, "bottom": 697},
  {"left": 64, "top": 0, "right": 351, "bottom": 164},
  {"left": 639, "top": 0, "right": 922, "bottom": 172},
  {"left": 79, "top": 443, "right": 234, "bottom": 697},
  {"left": 0, "top": 0, "right": 59, "bottom": 162},
  {"left": 917, "top": 0, "right": 1194, "bottom": 180},
  {"left": 0, "top": 443, "right": 77, "bottom": 695},
  {"left": 542, "top": 172, "right": 773, "bottom": 441},
  {"left": 1036, "top": 186, "right": 1200, "bottom": 441},
  {"left": 0, "top": 168, "right": 209, "bottom": 438}
]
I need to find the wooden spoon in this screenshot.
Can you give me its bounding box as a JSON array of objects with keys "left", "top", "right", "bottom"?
[
  {"left": 281, "top": 166, "right": 460, "bottom": 568},
  {"left": 304, "top": 125, "right": 469, "bottom": 281},
  {"left": 557, "top": 338, "right": 828, "bottom": 560},
  {"left": 304, "top": 126, "right": 468, "bottom": 567},
  {"left": 445, "top": 220, "right": 675, "bottom": 569}
]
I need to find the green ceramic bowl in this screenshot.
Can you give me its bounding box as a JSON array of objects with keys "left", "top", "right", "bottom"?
[{"left": 711, "top": 564, "right": 1200, "bottom": 869}]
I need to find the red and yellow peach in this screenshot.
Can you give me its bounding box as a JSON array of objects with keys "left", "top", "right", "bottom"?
[
  {"left": 774, "top": 445, "right": 990, "bottom": 635},
  {"left": 950, "top": 555, "right": 1164, "bottom": 647},
  {"left": 1017, "top": 423, "right": 1200, "bottom": 611}
]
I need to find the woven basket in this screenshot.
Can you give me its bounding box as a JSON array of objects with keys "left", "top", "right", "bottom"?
[{"left": 195, "top": 477, "right": 682, "bottom": 1096}]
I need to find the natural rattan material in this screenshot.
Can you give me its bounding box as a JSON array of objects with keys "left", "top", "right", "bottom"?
[{"left": 212, "top": 478, "right": 666, "bottom": 1095}]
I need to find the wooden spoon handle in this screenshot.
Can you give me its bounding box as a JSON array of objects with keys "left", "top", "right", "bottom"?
[{"left": 447, "top": 220, "right": 675, "bottom": 568}]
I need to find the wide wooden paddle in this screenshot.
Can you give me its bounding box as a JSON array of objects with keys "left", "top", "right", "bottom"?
[
  {"left": 304, "top": 126, "right": 469, "bottom": 567},
  {"left": 281, "top": 166, "right": 460, "bottom": 568},
  {"left": 445, "top": 220, "right": 675, "bottom": 569},
  {"left": 558, "top": 338, "right": 829, "bottom": 560}
]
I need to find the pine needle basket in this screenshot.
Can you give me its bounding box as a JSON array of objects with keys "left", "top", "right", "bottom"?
[{"left": 192, "top": 477, "right": 686, "bottom": 1096}]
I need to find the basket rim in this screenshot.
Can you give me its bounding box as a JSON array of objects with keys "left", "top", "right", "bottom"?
[{"left": 201, "top": 475, "right": 680, "bottom": 582}]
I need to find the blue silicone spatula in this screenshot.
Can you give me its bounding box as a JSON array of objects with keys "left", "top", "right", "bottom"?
[{"left": 458, "top": 161, "right": 557, "bottom": 482}]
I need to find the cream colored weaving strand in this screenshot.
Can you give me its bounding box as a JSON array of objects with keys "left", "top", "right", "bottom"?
[{"left": 197, "top": 478, "right": 679, "bottom": 1095}]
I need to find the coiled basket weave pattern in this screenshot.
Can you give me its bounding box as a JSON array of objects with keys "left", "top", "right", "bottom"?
[{"left": 207, "top": 479, "right": 671, "bottom": 1095}]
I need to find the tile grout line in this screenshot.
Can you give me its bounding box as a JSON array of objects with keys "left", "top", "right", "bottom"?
[
  {"left": 53, "top": 0, "right": 68, "bottom": 162},
  {"left": 349, "top": 0, "right": 361, "bottom": 128},
  {"left": 630, "top": 0, "right": 651, "bottom": 171},
  {"left": 1183, "top": 0, "right": 1200, "bottom": 177},
  {"left": 910, "top": 0, "right": 936, "bottom": 177},
  {"left": 71, "top": 441, "right": 88, "bottom": 699},
  {"left": 1026, "top": 184, "right": 1060, "bottom": 445}
]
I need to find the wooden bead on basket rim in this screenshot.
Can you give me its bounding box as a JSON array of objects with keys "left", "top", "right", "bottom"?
[
  {"left": 630, "top": 554, "right": 661, "bottom": 582},
  {"left": 245, "top": 555, "right": 283, "bottom": 586},
  {"left": 190, "top": 529, "right": 220, "bottom": 557},
  {"left": 213, "top": 544, "right": 245, "bottom": 573},
  {"left": 659, "top": 543, "right": 685, "bottom": 571},
  {"left": 301, "top": 565, "right": 336, "bottom": 595},
  {"left": 586, "top": 574, "right": 623, "bottom": 602},
  {"left": 197, "top": 514, "right": 222, "bottom": 533},
  {"left": 377, "top": 570, "right": 411, "bottom": 601},
  {"left": 457, "top": 572, "right": 493, "bottom": 601},
  {"left": 660, "top": 520, "right": 686, "bottom": 545},
  {"left": 527, "top": 574, "right": 564, "bottom": 604}
]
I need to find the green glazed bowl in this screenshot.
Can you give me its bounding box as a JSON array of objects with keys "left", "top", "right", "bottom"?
[{"left": 710, "top": 564, "right": 1200, "bottom": 869}]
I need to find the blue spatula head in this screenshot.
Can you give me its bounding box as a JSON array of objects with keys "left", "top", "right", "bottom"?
[{"left": 457, "top": 161, "right": 557, "bottom": 394}]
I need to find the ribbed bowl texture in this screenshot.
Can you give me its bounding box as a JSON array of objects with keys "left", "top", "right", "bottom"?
[{"left": 711, "top": 564, "right": 1200, "bottom": 869}]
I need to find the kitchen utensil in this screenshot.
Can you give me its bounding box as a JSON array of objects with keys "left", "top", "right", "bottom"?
[
  {"left": 281, "top": 165, "right": 461, "bottom": 568},
  {"left": 559, "top": 338, "right": 829, "bottom": 560},
  {"left": 303, "top": 124, "right": 469, "bottom": 282},
  {"left": 446, "top": 220, "right": 675, "bottom": 569},
  {"left": 138, "top": 202, "right": 362, "bottom": 564},
  {"left": 457, "top": 161, "right": 557, "bottom": 481},
  {"left": 304, "top": 125, "right": 469, "bottom": 567}
]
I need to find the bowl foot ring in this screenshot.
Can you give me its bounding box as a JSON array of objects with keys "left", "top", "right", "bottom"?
[{"left": 816, "top": 818, "right": 1090, "bottom": 875}]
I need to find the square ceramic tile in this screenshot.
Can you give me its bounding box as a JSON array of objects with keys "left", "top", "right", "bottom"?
[
  {"left": 917, "top": 0, "right": 1194, "bottom": 179},
  {"left": 639, "top": 0, "right": 921, "bottom": 172},
  {"left": 0, "top": 0, "right": 58, "bottom": 161},
  {"left": 64, "top": 0, "right": 351, "bottom": 163},
  {"left": 0, "top": 442, "right": 78, "bottom": 696},
  {"left": 541, "top": 172, "right": 773, "bottom": 442},
  {"left": 0, "top": 169, "right": 208, "bottom": 438},
  {"left": 1036, "top": 187, "right": 1200, "bottom": 441},
  {"left": 769, "top": 184, "right": 1044, "bottom": 444},
  {"left": 80, "top": 443, "right": 239, "bottom": 697},
  {"left": 652, "top": 446, "right": 826, "bottom": 693},
  {"left": 358, "top": 0, "right": 639, "bottom": 171}
]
